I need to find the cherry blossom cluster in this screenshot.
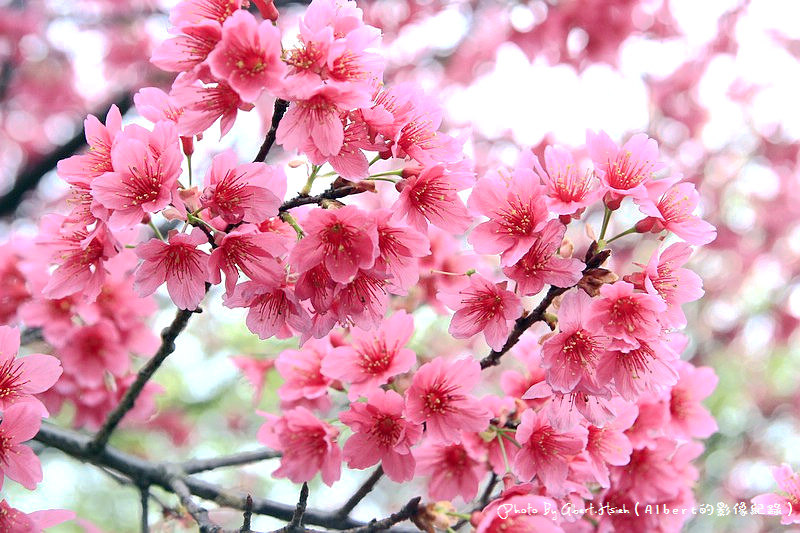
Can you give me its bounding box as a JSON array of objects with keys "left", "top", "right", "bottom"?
[
  {"left": 0, "top": 0, "right": 722, "bottom": 531},
  {"left": 0, "top": 325, "right": 73, "bottom": 529}
]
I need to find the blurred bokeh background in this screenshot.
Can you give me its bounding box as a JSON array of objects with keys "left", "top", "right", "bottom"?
[{"left": 2, "top": 0, "right": 799, "bottom": 531}]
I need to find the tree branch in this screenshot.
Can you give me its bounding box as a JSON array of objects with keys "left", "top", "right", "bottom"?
[
  {"left": 182, "top": 449, "right": 281, "bottom": 475},
  {"left": 140, "top": 484, "right": 150, "bottom": 533},
  {"left": 336, "top": 466, "right": 383, "bottom": 518},
  {"left": 89, "top": 306, "right": 196, "bottom": 453},
  {"left": 240, "top": 495, "right": 253, "bottom": 533},
  {"left": 254, "top": 99, "right": 289, "bottom": 163},
  {"left": 479, "top": 245, "right": 611, "bottom": 369},
  {"left": 278, "top": 184, "right": 365, "bottom": 212},
  {"left": 34, "top": 423, "right": 418, "bottom": 532},
  {"left": 0, "top": 92, "right": 134, "bottom": 218},
  {"left": 168, "top": 468, "right": 222, "bottom": 533},
  {"left": 274, "top": 483, "right": 309, "bottom": 533},
  {"left": 339, "top": 497, "right": 421, "bottom": 533}
]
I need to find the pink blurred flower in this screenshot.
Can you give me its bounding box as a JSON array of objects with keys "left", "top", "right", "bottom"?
[
  {"left": 275, "top": 338, "right": 334, "bottom": 412},
  {"left": 667, "top": 361, "right": 718, "bottom": 439},
  {"left": 207, "top": 10, "right": 285, "bottom": 102},
  {"left": 502, "top": 220, "right": 583, "bottom": 296},
  {"left": 257, "top": 407, "right": 341, "bottom": 486},
  {"left": 404, "top": 358, "right": 490, "bottom": 444},
  {"left": 340, "top": 389, "right": 422, "bottom": 482},
  {"left": 134, "top": 228, "right": 210, "bottom": 311},
  {"left": 0, "top": 403, "right": 43, "bottom": 490},
  {"left": 415, "top": 440, "right": 487, "bottom": 502},
  {"left": 231, "top": 355, "right": 275, "bottom": 405},
  {"left": 169, "top": 0, "right": 241, "bottom": 26},
  {"left": 200, "top": 149, "right": 285, "bottom": 224},
  {"left": 752, "top": 464, "right": 800, "bottom": 525},
  {"left": 321, "top": 310, "right": 416, "bottom": 399},
  {"left": 58, "top": 320, "right": 130, "bottom": 387},
  {"left": 441, "top": 274, "right": 522, "bottom": 352}
]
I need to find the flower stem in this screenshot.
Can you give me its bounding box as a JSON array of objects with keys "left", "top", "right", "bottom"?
[
  {"left": 280, "top": 212, "right": 304, "bottom": 239},
  {"left": 606, "top": 226, "right": 638, "bottom": 244},
  {"left": 369, "top": 169, "right": 403, "bottom": 178},
  {"left": 186, "top": 153, "right": 193, "bottom": 187},
  {"left": 598, "top": 206, "right": 612, "bottom": 241},
  {"left": 301, "top": 165, "right": 321, "bottom": 196},
  {"left": 148, "top": 221, "right": 164, "bottom": 241}
]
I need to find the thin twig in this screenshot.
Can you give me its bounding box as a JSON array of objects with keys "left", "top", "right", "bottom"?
[
  {"left": 254, "top": 99, "right": 289, "bottom": 163},
  {"left": 278, "top": 184, "right": 364, "bottom": 212},
  {"left": 479, "top": 472, "right": 498, "bottom": 507},
  {"left": 240, "top": 495, "right": 253, "bottom": 533},
  {"left": 168, "top": 469, "right": 221, "bottom": 533},
  {"left": 140, "top": 484, "right": 150, "bottom": 533},
  {"left": 336, "top": 466, "right": 383, "bottom": 518},
  {"left": 89, "top": 306, "right": 196, "bottom": 453},
  {"left": 479, "top": 245, "right": 611, "bottom": 369},
  {"left": 339, "top": 497, "right": 421, "bottom": 533},
  {"left": 182, "top": 449, "right": 281, "bottom": 475}
]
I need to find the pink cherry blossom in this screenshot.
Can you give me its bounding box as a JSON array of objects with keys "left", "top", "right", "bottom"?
[
  {"left": 275, "top": 338, "right": 334, "bottom": 412},
  {"left": 289, "top": 205, "right": 378, "bottom": 284},
  {"left": 597, "top": 338, "right": 679, "bottom": 401},
  {"left": 404, "top": 358, "right": 490, "bottom": 444},
  {"left": 58, "top": 320, "right": 130, "bottom": 387},
  {"left": 468, "top": 165, "right": 549, "bottom": 265},
  {"left": 208, "top": 224, "right": 287, "bottom": 296},
  {"left": 231, "top": 355, "right": 274, "bottom": 405},
  {"left": 532, "top": 145, "right": 603, "bottom": 216},
  {"left": 625, "top": 242, "right": 704, "bottom": 329},
  {"left": 340, "top": 389, "right": 422, "bottom": 482},
  {"left": 169, "top": 0, "right": 241, "bottom": 26},
  {"left": 328, "top": 268, "right": 390, "bottom": 331},
  {"left": 441, "top": 274, "right": 522, "bottom": 352},
  {"left": 392, "top": 164, "right": 474, "bottom": 233},
  {"left": 502, "top": 219, "right": 584, "bottom": 296},
  {"left": 541, "top": 290, "right": 610, "bottom": 394},
  {"left": 200, "top": 149, "right": 285, "bottom": 224},
  {"left": 415, "top": 440, "right": 487, "bottom": 502},
  {"left": 512, "top": 409, "right": 588, "bottom": 496},
  {"left": 666, "top": 361, "right": 718, "bottom": 439},
  {"left": 303, "top": 117, "right": 380, "bottom": 180},
  {"left": 474, "top": 493, "right": 563, "bottom": 533},
  {"left": 586, "top": 130, "right": 665, "bottom": 205},
  {"left": 637, "top": 182, "right": 717, "bottom": 245},
  {"left": 57, "top": 105, "right": 122, "bottom": 184},
  {"left": 588, "top": 281, "right": 667, "bottom": 350},
  {"left": 257, "top": 407, "right": 341, "bottom": 486},
  {"left": 150, "top": 20, "right": 222, "bottom": 73},
  {"left": 207, "top": 10, "right": 285, "bottom": 102},
  {"left": 525, "top": 380, "right": 617, "bottom": 430},
  {"left": 223, "top": 280, "right": 311, "bottom": 340},
  {"left": 0, "top": 500, "right": 75, "bottom": 533},
  {"left": 752, "top": 464, "right": 800, "bottom": 525},
  {"left": 373, "top": 209, "right": 430, "bottom": 292},
  {"left": 0, "top": 403, "right": 43, "bottom": 490},
  {"left": 91, "top": 121, "right": 183, "bottom": 229},
  {"left": 321, "top": 310, "right": 416, "bottom": 399},
  {"left": 277, "top": 84, "right": 370, "bottom": 157},
  {"left": 0, "top": 326, "right": 62, "bottom": 415},
  {"left": 133, "top": 87, "right": 185, "bottom": 125},
  {"left": 134, "top": 228, "right": 210, "bottom": 311},
  {"left": 583, "top": 401, "right": 637, "bottom": 487},
  {"left": 172, "top": 79, "right": 255, "bottom": 138}
]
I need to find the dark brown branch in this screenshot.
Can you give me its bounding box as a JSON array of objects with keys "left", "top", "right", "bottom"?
[
  {"left": 140, "top": 485, "right": 150, "bottom": 533},
  {"left": 339, "top": 497, "right": 421, "bottom": 533},
  {"left": 20, "top": 327, "right": 43, "bottom": 346},
  {"left": 89, "top": 306, "right": 196, "bottom": 453},
  {"left": 278, "top": 184, "right": 364, "bottom": 212},
  {"left": 254, "top": 99, "right": 289, "bottom": 163},
  {"left": 479, "top": 244, "right": 611, "bottom": 369},
  {"left": 240, "top": 495, "right": 253, "bottom": 533},
  {"left": 336, "top": 466, "right": 383, "bottom": 518},
  {"left": 182, "top": 448, "right": 281, "bottom": 474},
  {"left": 34, "top": 423, "right": 417, "bottom": 532},
  {"left": 168, "top": 467, "right": 222, "bottom": 533},
  {"left": 276, "top": 483, "right": 309, "bottom": 533},
  {"left": 479, "top": 472, "right": 498, "bottom": 507},
  {"left": 0, "top": 92, "right": 134, "bottom": 217}
]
